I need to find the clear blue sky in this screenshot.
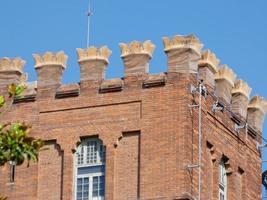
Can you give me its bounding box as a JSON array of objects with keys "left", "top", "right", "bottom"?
[{"left": 1, "top": 0, "right": 267, "bottom": 180}]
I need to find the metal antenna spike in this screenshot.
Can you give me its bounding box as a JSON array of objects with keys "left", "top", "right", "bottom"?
[{"left": 87, "top": 0, "right": 93, "bottom": 47}]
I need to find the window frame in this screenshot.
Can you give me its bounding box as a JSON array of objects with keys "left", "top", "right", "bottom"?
[
  {"left": 73, "top": 138, "right": 105, "bottom": 200},
  {"left": 76, "top": 139, "right": 105, "bottom": 167},
  {"left": 219, "top": 161, "right": 227, "bottom": 200}
]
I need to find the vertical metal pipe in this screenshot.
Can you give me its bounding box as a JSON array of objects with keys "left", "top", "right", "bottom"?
[{"left": 198, "top": 83, "right": 202, "bottom": 200}]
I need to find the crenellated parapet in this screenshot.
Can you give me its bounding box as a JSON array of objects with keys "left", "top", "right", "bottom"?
[
  {"left": 231, "top": 80, "right": 252, "bottom": 119},
  {"left": 247, "top": 96, "right": 267, "bottom": 132},
  {"left": 215, "top": 65, "right": 236, "bottom": 104},
  {"left": 198, "top": 50, "right": 220, "bottom": 88},
  {"left": 76, "top": 46, "right": 112, "bottom": 83},
  {"left": 119, "top": 40, "right": 155, "bottom": 76},
  {"left": 163, "top": 34, "right": 203, "bottom": 74},
  {"left": 0, "top": 34, "right": 266, "bottom": 135}
]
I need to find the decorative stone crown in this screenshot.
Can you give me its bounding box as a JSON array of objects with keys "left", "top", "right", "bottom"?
[
  {"left": 215, "top": 65, "right": 236, "bottom": 86},
  {"left": 33, "top": 51, "right": 68, "bottom": 69},
  {"left": 198, "top": 50, "right": 220, "bottom": 73},
  {"left": 162, "top": 34, "right": 203, "bottom": 55},
  {"left": 248, "top": 96, "right": 267, "bottom": 114},
  {"left": 76, "top": 46, "right": 112, "bottom": 64},
  {"left": 0, "top": 57, "right": 25, "bottom": 73},
  {"left": 232, "top": 80, "right": 252, "bottom": 99},
  {"left": 119, "top": 40, "right": 155, "bottom": 58}
]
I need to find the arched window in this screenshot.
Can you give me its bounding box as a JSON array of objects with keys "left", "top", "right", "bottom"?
[
  {"left": 219, "top": 161, "right": 227, "bottom": 200},
  {"left": 74, "top": 138, "right": 105, "bottom": 200}
]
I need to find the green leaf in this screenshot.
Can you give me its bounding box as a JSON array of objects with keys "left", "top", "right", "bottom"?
[
  {"left": 15, "top": 85, "right": 25, "bottom": 96},
  {"left": 0, "top": 96, "right": 5, "bottom": 108},
  {"left": 8, "top": 84, "right": 17, "bottom": 97}
]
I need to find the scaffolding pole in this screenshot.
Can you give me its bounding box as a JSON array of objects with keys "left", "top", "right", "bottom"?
[{"left": 198, "top": 83, "right": 203, "bottom": 200}]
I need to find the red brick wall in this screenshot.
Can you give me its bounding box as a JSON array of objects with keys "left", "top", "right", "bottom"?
[
  {"left": 0, "top": 72, "right": 262, "bottom": 200},
  {"left": 37, "top": 141, "right": 63, "bottom": 200},
  {"left": 114, "top": 132, "right": 140, "bottom": 200}
]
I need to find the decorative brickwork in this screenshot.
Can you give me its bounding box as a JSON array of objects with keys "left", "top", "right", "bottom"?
[
  {"left": 0, "top": 34, "right": 266, "bottom": 200},
  {"left": 163, "top": 34, "right": 203, "bottom": 55},
  {"left": 77, "top": 46, "right": 112, "bottom": 64},
  {"left": 33, "top": 51, "right": 68, "bottom": 68}
]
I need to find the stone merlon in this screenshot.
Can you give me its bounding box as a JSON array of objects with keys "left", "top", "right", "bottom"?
[
  {"left": 198, "top": 50, "right": 220, "bottom": 88},
  {"left": 0, "top": 57, "right": 25, "bottom": 73},
  {"left": 33, "top": 51, "right": 68, "bottom": 98},
  {"left": 0, "top": 57, "right": 26, "bottom": 87},
  {"left": 247, "top": 96, "right": 267, "bottom": 132},
  {"left": 163, "top": 34, "right": 203, "bottom": 74},
  {"left": 232, "top": 80, "right": 252, "bottom": 99},
  {"left": 215, "top": 65, "right": 237, "bottom": 103},
  {"left": 231, "top": 80, "right": 252, "bottom": 119},
  {"left": 119, "top": 40, "right": 155, "bottom": 76},
  {"left": 199, "top": 50, "right": 220, "bottom": 73},
  {"left": 215, "top": 65, "right": 236, "bottom": 87},
  {"left": 76, "top": 46, "right": 112, "bottom": 83}
]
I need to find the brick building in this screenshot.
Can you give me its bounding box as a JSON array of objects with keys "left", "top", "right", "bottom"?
[{"left": 0, "top": 34, "right": 266, "bottom": 200}]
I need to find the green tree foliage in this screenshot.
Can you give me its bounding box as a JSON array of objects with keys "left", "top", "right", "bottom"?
[
  {"left": 0, "top": 122, "right": 43, "bottom": 166},
  {"left": 0, "top": 84, "right": 44, "bottom": 199}
]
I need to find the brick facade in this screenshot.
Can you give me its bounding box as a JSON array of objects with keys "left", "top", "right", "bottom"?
[{"left": 0, "top": 35, "right": 266, "bottom": 200}]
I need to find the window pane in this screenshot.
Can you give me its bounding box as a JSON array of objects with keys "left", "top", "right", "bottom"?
[
  {"left": 100, "top": 145, "right": 106, "bottom": 163},
  {"left": 77, "top": 192, "right": 82, "bottom": 198},
  {"left": 76, "top": 177, "right": 90, "bottom": 200},
  {"left": 77, "top": 185, "right": 82, "bottom": 192},
  {"left": 86, "top": 141, "right": 98, "bottom": 164},
  {"left": 83, "top": 185, "right": 89, "bottom": 191},
  {"left": 84, "top": 177, "right": 89, "bottom": 184},
  {"left": 220, "top": 193, "right": 224, "bottom": 200},
  {"left": 219, "top": 162, "right": 227, "bottom": 200},
  {"left": 77, "top": 178, "right": 82, "bottom": 185}
]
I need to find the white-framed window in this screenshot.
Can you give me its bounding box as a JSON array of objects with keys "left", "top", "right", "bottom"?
[
  {"left": 219, "top": 161, "right": 227, "bottom": 200},
  {"left": 74, "top": 138, "right": 105, "bottom": 200}
]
